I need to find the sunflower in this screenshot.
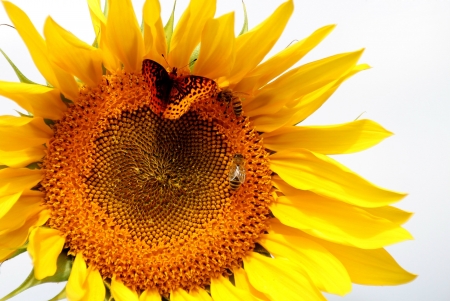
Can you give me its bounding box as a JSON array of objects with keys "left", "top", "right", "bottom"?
[{"left": 0, "top": 0, "right": 416, "bottom": 300}]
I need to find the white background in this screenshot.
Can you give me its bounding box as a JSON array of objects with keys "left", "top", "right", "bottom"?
[{"left": 0, "top": 0, "right": 449, "bottom": 300}]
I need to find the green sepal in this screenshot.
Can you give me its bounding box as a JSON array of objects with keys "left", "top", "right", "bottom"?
[
  {"left": 3, "top": 245, "right": 27, "bottom": 262},
  {"left": 0, "top": 49, "right": 37, "bottom": 85},
  {"left": 238, "top": 0, "right": 248, "bottom": 36},
  {"left": 60, "top": 93, "right": 73, "bottom": 106},
  {"left": 0, "top": 251, "right": 73, "bottom": 301},
  {"left": 164, "top": 0, "right": 177, "bottom": 53},
  {"left": 16, "top": 111, "right": 33, "bottom": 118},
  {"left": 47, "top": 287, "right": 67, "bottom": 301},
  {"left": 0, "top": 165, "right": 7, "bottom": 170},
  {"left": 189, "top": 44, "right": 200, "bottom": 72},
  {"left": 44, "top": 119, "right": 56, "bottom": 127},
  {"left": 25, "top": 162, "right": 41, "bottom": 170},
  {"left": 253, "top": 243, "right": 271, "bottom": 257}
]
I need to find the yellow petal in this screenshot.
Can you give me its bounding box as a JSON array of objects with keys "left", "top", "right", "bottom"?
[
  {"left": 270, "top": 192, "right": 412, "bottom": 249},
  {"left": 250, "top": 107, "right": 297, "bottom": 133},
  {"left": 1, "top": 1, "right": 79, "bottom": 100},
  {"left": 236, "top": 24, "right": 336, "bottom": 93},
  {"left": 0, "top": 191, "right": 43, "bottom": 234},
  {"left": 288, "top": 64, "right": 370, "bottom": 124},
  {"left": 233, "top": 268, "right": 270, "bottom": 301},
  {"left": 193, "top": 12, "right": 235, "bottom": 79},
  {"left": 263, "top": 119, "right": 393, "bottom": 154},
  {"left": 83, "top": 266, "right": 106, "bottom": 301},
  {"left": 0, "top": 116, "right": 53, "bottom": 151},
  {"left": 0, "top": 209, "right": 49, "bottom": 259},
  {"left": 87, "top": 0, "right": 104, "bottom": 34},
  {"left": 244, "top": 49, "right": 363, "bottom": 117},
  {"left": 0, "top": 81, "right": 67, "bottom": 120},
  {"left": 111, "top": 277, "right": 139, "bottom": 301},
  {"left": 211, "top": 275, "right": 262, "bottom": 301},
  {"left": 139, "top": 289, "right": 161, "bottom": 301},
  {"left": 28, "top": 226, "right": 65, "bottom": 280},
  {"left": 142, "top": 0, "right": 167, "bottom": 67},
  {"left": 0, "top": 146, "right": 46, "bottom": 168},
  {"left": 308, "top": 234, "right": 417, "bottom": 285},
  {"left": 106, "top": 0, "right": 144, "bottom": 72},
  {"left": 87, "top": 0, "right": 121, "bottom": 72},
  {"left": 67, "top": 253, "right": 88, "bottom": 301},
  {"left": 262, "top": 231, "right": 351, "bottom": 295},
  {"left": 171, "top": 288, "right": 212, "bottom": 301},
  {"left": 364, "top": 206, "right": 413, "bottom": 225},
  {"left": 244, "top": 252, "right": 325, "bottom": 301},
  {"left": 0, "top": 190, "right": 21, "bottom": 220},
  {"left": 0, "top": 168, "right": 43, "bottom": 193},
  {"left": 270, "top": 149, "right": 406, "bottom": 207},
  {"left": 44, "top": 17, "right": 103, "bottom": 87},
  {"left": 227, "top": 0, "right": 294, "bottom": 86},
  {"left": 169, "top": 0, "right": 216, "bottom": 67}
]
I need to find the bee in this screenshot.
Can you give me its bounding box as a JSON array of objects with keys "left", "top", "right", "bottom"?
[
  {"left": 229, "top": 153, "right": 246, "bottom": 191},
  {"left": 217, "top": 88, "right": 243, "bottom": 117}
]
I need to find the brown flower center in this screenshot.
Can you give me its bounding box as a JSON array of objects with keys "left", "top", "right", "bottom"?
[{"left": 42, "top": 71, "right": 272, "bottom": 294}]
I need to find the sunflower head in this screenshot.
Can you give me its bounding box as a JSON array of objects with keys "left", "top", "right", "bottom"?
[{"left": 0, "top": 0, "right": 415, "bottom": 300}]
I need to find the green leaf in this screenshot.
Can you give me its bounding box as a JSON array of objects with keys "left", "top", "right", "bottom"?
[
  {"left": 238, "top": 0, "right": 248, "bottom": 36},
  {"left": 47, "top": 287, "right": 67, "bottom": 301},
  {"left": 0, "top": 251, "right": 73, "bottom": 301},
  {"left": 189, "top": 44, "right": 200, "bottom": 72},
  {"left": 164, "top": 0, "right": 177, "bottom": 53},
  {"left": 26, "top": 162, "right": 41, "bottom": 170},
  {"left": 16, "top": 111, "right": 33, "bottom": 118},
  {"left": 0, "top": 165, "right": 7, "bottom": 170},
  {"left": 0, "top": 49, "right": 37, "bottom": 85}
]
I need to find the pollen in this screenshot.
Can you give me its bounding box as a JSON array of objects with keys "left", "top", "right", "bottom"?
[{"left": 42, "top": 71, "right": 272, "bottom": 294}]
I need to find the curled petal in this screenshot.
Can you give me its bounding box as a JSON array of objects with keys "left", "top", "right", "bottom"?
[{"left": 28, "top": 227, "right": 65, "bottom": 280}]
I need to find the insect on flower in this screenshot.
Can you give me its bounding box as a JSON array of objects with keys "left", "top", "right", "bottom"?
[
  {"left": 142, "top": 58, "right": 218, "bottom": 119},
  {"left": 217, "top": 88, "right": 244, "bottom": 117},
  {"left": 229, "top": 153, "right": 246, "bottom": 190}
]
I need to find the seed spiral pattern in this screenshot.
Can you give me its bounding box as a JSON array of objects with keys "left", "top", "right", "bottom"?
[{"left": 42, "top": 71, "right": 273, "bottom": 294}]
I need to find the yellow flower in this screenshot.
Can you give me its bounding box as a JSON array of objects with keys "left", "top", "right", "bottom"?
[{"left": 0, "top": 0, "right": 416, "bottom": 300}]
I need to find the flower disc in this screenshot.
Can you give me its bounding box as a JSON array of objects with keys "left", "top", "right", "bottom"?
[{"left": 42, "top": 71, "right": 272, "bottom": 293}]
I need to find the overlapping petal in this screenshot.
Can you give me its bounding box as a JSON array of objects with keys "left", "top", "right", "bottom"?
[
  {"left": 0, "top": 81, "right": 67, "bottom": 120},
  {"left": 0, "top": 190, "right": 43, "bottom": 234},
  {"left": 111, "top": 277, "right": 139, "bottom": 301},
  {"left": 28, "top": 227, "right": 65, "bottom": 279},
  {"left": 244, "top": 252, "right": 325, "bottom": 301},
  {"left": 244, "top": 49, "right": 363, "bottom": 117},
  {"left": 105, "top": 0, "right": 144, "bottom": 72},
  {"left": 142, "top": 0, "right": 167, "bottom": 67},
  {"left": 169, "top": 0, "right": 216, "bottom": 67},
  {"left": 139, "top": 289, "right": 161, "bottom": 301},
  {"left": 261, "top": 231, "right": 351, "bottom": 295},
  {"left": 87, "top": 0, "right": 121, "bottom": 72},
  {"left": 67, "top": 253, "right": 105, "bottom": 301},
  {"left": 233, "top": 268, "right": 269, "bottom": 301},
  {"left": 0, "top": 147, "right": 45, "bottom": 168},
  {"left": 194, "top": 12, "right": 235, "bottom": 80},
  {"left": 263, "top": 119, "right": 392, "bottom": 154},
  {"left": 0, "top": 168, "right": 43, "bottom": 194},
  {"left": 227, "top": 0, "right": 294, "bottom": 86},
  {"left": 44, "top": 17, "right": 103, "bottom": 87},
  {"left": 308, "top": 234, "right": 417, "bottom": 285},
  {"left": 2, "top": 1, "right": 79, "bottom": 100},
  {"left": 0, "top": 209, "right": 49, "bottom": 261},
  {"left": 270, "top": 149, "right": 406, "bottom": 207},
  {"left": 171, "top": 288, "right": 212, "bottom": 301},
  {"left": 211, "top": 275, "right": 262, "bottom": 301},
  {"left": 270, "top": 192, "right": 412, "bottom": 248},
  {"left": 236, "top": 24, "right": 336, "bottom": 93},
  {"left": 0, "top": 116, "right": 53, "bottom": 151}
]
